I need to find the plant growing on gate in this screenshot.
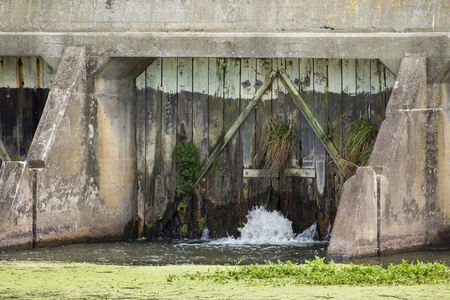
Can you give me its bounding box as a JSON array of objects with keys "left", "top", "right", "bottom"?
[
  {"left": 175, "top": 141, "right": 202, "bottom": 237},
  {"left": 257, "top": 113, "right": 298, "bottom": 174},
  {"left": 343, "top": 118, "right": 378, "bottom": 176}
]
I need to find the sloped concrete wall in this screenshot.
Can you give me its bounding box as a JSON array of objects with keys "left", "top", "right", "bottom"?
[
  {"left": 0, "top": 162, "right": 33, "bottom": 249},
  {"left": 328, "top": 54, "right": 450, "bottom": 258}
]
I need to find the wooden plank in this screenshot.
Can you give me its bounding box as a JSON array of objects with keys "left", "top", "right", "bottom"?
[
  {"left": 255, "top": 59, "right": 272, "bottom": 164},
  {"left": 20, "top": 57, "right": 33, "bottom": 88},
  {"left": 299, "top": 58, "right": 315, "bottom": 169},
  {"left": 196, "top": 69, "right": 277, "bottom": 188},
  {"left": 240, "top": 58, "right": 257, "bottom": 169},
  {"left": 239, "top": 58, "right": 257, "bottom": 221},
  {"left": 192, "top": 58, "right": 209, "bottom": 163},
  {"left": 160, "top": 57, "right": 178, "bottom": 226},
  {"left": 342, "top": 59, "right": 357, "bottom": 140},
  {"left": 370, "top": 59, "right": 385, "bottom": 127},
  {"left": 177, "top": 57, "right": 193, "bottom": 142},
  {"left": 146, "top": 58, "right": 163, "bottom": 225},
  {"left": 312, "top": 59, "right": 328, "bottom": 196},
  {"left": 223, "top": 58, "right": 241, "bottom": 202},
  {"left": 356, "top": 59, "right": 371, "bottom": 119},
  {"left": 2, "top": 57, "right": 18, "bottom": 87},
  {"left": 192, "top": 57, "right": 209, "bottom": 222},
  {"left": 328, "top": 59, "right": 343, "bottom": 153}
]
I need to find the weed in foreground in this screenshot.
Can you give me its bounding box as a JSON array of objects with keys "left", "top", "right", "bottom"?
[{"left": 171, "top": 257, "right": 450, "bottom": 286}]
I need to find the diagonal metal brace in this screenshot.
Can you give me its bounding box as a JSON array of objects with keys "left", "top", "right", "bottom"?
[
  {"left": 193, "top": 70, "right": 277, "bottom": 188},
  {"left": 278, "top": 68, "right": 346, "bottom": 176}
]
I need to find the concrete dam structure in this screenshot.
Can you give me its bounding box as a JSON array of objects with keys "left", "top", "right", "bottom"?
[{"left": 0, "top": 0, "right": 449, "bottom": 257}]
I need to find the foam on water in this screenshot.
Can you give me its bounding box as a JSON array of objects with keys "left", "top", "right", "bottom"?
[{"left": 210, "top": 206, "right": 318, "bottom": 245}]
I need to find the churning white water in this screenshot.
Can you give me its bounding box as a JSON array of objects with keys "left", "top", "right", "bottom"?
[{"left": 210, "top": 206, "right": 318, "bottom": 245}]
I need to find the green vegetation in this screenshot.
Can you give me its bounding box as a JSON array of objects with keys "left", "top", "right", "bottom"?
[
  {"left": 344, "top": 118, "right": 378, "bottom": 176},
  {"left": 175, "top": 141, "right": 201, "bottom": 199},
  {"left": 177, "top": 257, "right": 450, "bottom": 286},
  {"left": 198, "top": 217, "right": 206, "bottom": 232},
  {"left": 175, "top": 141, "right": 202, "bottom": 237},
  {"left": 1, "top": 261, "right": 450, "bottom": 299},
  {"left": 258, "top": 116, "right": 298, "bottom": 173}
]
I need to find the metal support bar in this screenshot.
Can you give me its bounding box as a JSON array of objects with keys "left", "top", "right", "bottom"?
[
  {"left": 278, "top": 69, "right": 346, "bottom": 176},
  {"left": 284, "top": 168, "right": 316, "bottom": 178},
  {"left": 193, "top": 70, "right": 277, "bottom": 187},
  {"left": 0, "top": 137, "right": 11, "bottom": 162},
  {"left": 243, "top": 169, "right": 279, "bottom": 178}
]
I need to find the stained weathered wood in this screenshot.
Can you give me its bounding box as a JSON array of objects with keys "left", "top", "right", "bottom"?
[
  {"left": 195, "top": 70, "right": 277, "bottom": 188},
  {"left": 161, "top": 58, "right": 178, "bottom": 226},
  {"left": 356, "top": 59, "right": 371, "bottom": 119},
  {"left": 192, "top": 57, "right": 209, "bottom": 221},
  {"left": 0, "top": 137, "right": 11, "bottom": 161},
  {"left": 370, "top": 60, "right": 385, "bottom": 127},
  {"left": 328, "top": 59, "right": 343, "bottom": 153},
  {"left": 177, "top": 57, "right": 193, "bottom": 142},
  {"left": 384, "top": 66, "right": 396, "bottom": 108},
  {"left": 223, "top": 58, "right": 241, "bottom": 203},
  {"left": 342, "top": 59, "right": 357, "bottom": 141},
  {"left": 146, "top": 58, "right": 163, "bottom": 225}
]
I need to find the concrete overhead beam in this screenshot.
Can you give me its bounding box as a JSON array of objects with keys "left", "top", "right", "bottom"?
[{"left": 0, "top": 32, "right": 448, "bottom": 81}]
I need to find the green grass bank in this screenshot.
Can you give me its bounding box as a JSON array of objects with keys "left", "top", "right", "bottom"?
[{"left": 0, "top": 260, "right": 449, "bottom": 299}]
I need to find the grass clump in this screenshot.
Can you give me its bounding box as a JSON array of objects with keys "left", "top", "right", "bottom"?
[
  {"left": 344, "top": 118, "right": 378, "bottom": 176},
  {"left": 178, "top": 257, "right": 450, "bottom": 286},
  {"left": 258, "top": 116, "right": 298, "bottom": 174}
]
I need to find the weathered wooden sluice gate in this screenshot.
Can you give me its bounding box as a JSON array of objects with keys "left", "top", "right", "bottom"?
[
  {"left": 0, "top": 0, "right": 448, "bottom": 257},
  {"left": 135, "top": 57, "right": 394, "bottom": 238}
]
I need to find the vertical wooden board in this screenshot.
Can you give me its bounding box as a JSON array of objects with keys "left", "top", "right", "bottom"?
[
  {"left": 177, "top": 57, "right": 193, "bottom": 142},
  {"left": 313, "top": 59, "right": 328, "bottom": 197},
  {"left": 255, "top": 58, "right": 272, "bottom": 168},
  {"left": 356, "top": 59, "right": 371, "bottom": 119},
  {"left": 299, "top": 58, "right": 315, "bottom": 169},
  {"left": 240, "top": 58, "right": 256, "bottom": 169},
  {"left": 384, "top": 67, "right": 396, "bottom": 108},
  {"left": 223, "top": 58, "right": 241, "bottom": 204},
  {"left": 370, "top": 59, "right": 385, "bottom": 127},
  {"left": 192, "top": 57, "right": 209, "bottom": 163},
  {"left": 0, "top": 57, "right": 3, "bottom": 86},
  {"left": 146, "top": 58, "right": 163, "bottom": 223},
  {"left": 239, "top": 58, "right": 256, "bottom": 222},
  {"left": 193, "top": 57, "right": 209, "bottom": 222},
  {"left": 135, "top": 71, "right": 146, "bottom": 229},
  {"left": 2, "top": 57, "right": 18, "bottom": 88},
  {"left": 342, "top": 59, "right": 357, "bottom": 140},
  {"left": 207, "top": 58, "right": 225, "bottom": 208},
  {"left": 161, "top": 57, "right": 178, "bottom": 216},
  {"left": 328, "top": 59, "right": 343, "bottom": 153},
  {"left": 20, "top": 57, "right": 33, "bottom": 88}
]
